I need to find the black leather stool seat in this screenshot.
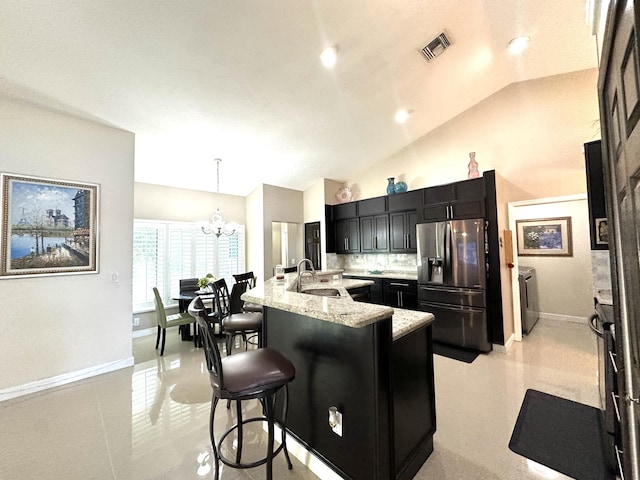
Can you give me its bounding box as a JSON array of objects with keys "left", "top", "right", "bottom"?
[
  {"left": 218, "top": 348, "right": 295, "bottom": 396},
  {"left": 221, "top": 312, "right": 263, "bottom": 334},
  {"left": 242, "top": 302, "right": 263, "bottom": 313}
]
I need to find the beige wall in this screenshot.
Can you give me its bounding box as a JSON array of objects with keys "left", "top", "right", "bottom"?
[
  {"left": 134, "top": 182, "right": 246, "bottom": 225},
  {"left": 336, "top": 68, "right": 599, "bottom": 203},
  {"left": 0, "top": 97, "right": 135, "bottom": 396},
  {"left": 513, "top": 197, "right": 593, "bottom": 320},
  {"left": 246, "top": 184, "right": 304, "bottom": 281}
]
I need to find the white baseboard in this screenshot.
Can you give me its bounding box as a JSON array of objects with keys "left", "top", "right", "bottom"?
[
  {"left": 0, "top": 357, "right": 134, "bottom": 403},
  {"left": 493, "top": 333, "right": 515, "bottom": 354},
  {"left": 538, "top": 312, "right": 588, "bottom": 324}
]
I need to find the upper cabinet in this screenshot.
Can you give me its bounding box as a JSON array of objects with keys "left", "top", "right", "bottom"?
[
  {"left": 335, "top": 217, "right": 360, "bottom": 253},
  {"left": 388, "top": 190, "right": 422, "bottom": 212},
  {"left": 360, "top": 214, "right": 389, "bottom": 252},
  {"left": 419, "top": 177, "right": 485, "bottom": 222}
]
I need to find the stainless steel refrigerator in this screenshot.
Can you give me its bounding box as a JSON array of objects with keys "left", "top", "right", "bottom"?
[{"left": 416, "top": 218, "right": 491, "bottom": 352}]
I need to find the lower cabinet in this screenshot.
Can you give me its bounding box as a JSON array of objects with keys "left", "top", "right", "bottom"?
[
  {"left": 383, "top": 279, "right": 418, "bottom": 310},
  {"left": 344, "top": 276, "right": 383, "bottom": 304}
]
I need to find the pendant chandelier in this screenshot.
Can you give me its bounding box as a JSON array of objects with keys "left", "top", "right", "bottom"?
[{"left": 201, "top": 158, "right": 236, "bottom": 237}]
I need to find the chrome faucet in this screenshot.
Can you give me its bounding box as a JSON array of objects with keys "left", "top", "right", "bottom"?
[{"left": 297, "top": 258, "right": 316, "bottom": 292}]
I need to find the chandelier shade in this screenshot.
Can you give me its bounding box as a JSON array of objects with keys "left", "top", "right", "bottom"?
[{"left": 201, "top": 158, "right": 236, "bottom": 237}]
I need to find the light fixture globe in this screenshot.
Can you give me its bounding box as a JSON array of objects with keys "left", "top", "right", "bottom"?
[{"left": 201, "top": 158, "right": 236, "bottom": 237}]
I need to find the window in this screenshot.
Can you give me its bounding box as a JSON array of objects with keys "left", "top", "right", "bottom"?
[{"left": 132, "top": 220, "right": 245, "bottom": 311}]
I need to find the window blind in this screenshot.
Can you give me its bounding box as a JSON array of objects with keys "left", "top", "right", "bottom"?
[{"left": 132, "top": 220, "right": 245, "bottom": 311}]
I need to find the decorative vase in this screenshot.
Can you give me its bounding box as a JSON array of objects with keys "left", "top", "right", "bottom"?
[
  {"left": 387, "top": 177, "right": 396, "bottom": 195},
  {"left": 468, "top": 152, "right": 480, "bottom": 179},
  {"left": 394, "top": 181, "right": 408, "bottom": 193}
]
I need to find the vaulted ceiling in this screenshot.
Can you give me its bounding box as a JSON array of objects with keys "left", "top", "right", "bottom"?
[{"left": 1, "top": 1, "right": 599, "bottom": 196}]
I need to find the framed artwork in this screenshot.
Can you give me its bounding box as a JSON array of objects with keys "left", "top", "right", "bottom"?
[
  {"left": 516, "top": 217, "right": 573, "bottom": 257},
  {"left": 595, "top": 217, "right": 609, "bottom": 245},
  {"left": 1, "top": 173, "right": 99, "bottom": 278}
]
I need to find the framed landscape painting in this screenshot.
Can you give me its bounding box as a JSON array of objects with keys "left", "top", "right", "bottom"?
[
  {"left": 516, "top": 217, "right": 573, "bottom": 257},
  {"left": 0, "top": 173, "right": 99, "bottom": 278}
]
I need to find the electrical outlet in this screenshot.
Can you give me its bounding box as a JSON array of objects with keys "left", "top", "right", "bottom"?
[{"left": 133, "top": 317, "right": 140, "bottom": 327}]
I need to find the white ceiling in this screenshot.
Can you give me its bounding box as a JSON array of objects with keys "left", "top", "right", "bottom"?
[{"left": 1, "top": 0, "right": 599, "bottom": 196}]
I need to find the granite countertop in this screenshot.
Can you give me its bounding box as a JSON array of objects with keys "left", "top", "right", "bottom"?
[
  {"left": 242, "top": 272, "right": 433, "bottom": 341},
  {"left": 342, "top": 270, "right": 418, "bottom": 281}
]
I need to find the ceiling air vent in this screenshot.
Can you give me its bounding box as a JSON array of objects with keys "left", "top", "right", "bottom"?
[{"left": 421, "top": 32, "right": 451, "bottom": 62}]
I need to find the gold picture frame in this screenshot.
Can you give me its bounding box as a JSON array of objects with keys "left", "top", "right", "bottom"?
[
  {"left": 516, "top": 217, "right": 572, "bottom": 257},
  {"left": 1, "top": 173, "right": 99, "bottom": 278}
]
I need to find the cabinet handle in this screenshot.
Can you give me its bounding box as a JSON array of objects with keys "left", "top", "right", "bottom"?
[
  {"left": 390, "top": 282, "right": 410, "bottom": 287},
  {"left": 374, "top": 236, "right": 377, "bottom": 249},
  {"left": 399, "top": 291, "right": 403, "bottom": 307}
]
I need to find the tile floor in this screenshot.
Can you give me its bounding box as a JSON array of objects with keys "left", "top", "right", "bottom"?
[{"left": 0, "top": 318, "right": 599, "bottom": 479}]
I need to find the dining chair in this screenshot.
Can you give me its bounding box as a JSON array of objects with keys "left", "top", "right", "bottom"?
[
  {"left": 210, "top": 278, "right": 263, "bottom": 354},
  {"left": 152, "top": 287, "right": 195, "bottom": 356}
]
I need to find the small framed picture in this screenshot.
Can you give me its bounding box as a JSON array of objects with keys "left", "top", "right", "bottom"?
[
  {"left": 595, "top": 217, "right": 608, "bottom": 245},
  {"left": 1, "top": 173, "right": 99, "bottom": 278},
  {"left": 516, "top": 217, "right": 573, "bottom": 257}
]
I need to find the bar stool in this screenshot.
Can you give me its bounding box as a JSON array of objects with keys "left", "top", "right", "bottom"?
[
  {"left": 211, "top": 278, "right": 262, "bottom": 354},
  {"left": 232, "top": 271, "right": 263, "bottom": 313},
  {"left": 188, "top": 297, "right": 295, "bottom": 480}
]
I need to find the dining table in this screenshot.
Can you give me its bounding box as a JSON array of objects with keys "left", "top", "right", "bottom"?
[{"left": 172, "top": 290, "right": 215, "bottom": 342}]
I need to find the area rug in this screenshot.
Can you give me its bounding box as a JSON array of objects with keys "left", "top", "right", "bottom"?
[
  {"left": 509, "top": 389, "right": 614, "bottom": 480},
  {"left": 432, "top": 342, "right": 479, "bottom": 363}
]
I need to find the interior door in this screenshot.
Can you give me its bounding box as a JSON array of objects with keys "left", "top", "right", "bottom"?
[{"left": 598, "top": 1, "right": 640, "bottom": 476}]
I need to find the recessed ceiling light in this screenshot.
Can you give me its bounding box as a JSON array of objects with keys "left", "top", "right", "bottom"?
[
  {"left": 508, "top": 36, "right": 530, "bottom": 54},
  {"left": 395, "top": 109, "right": 410, "bottom": 124},
  {"left": 320, "top": 46, "right": 338, "bottom": 68}
]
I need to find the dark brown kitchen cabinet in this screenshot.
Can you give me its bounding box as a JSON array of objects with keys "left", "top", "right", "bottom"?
[
  {"left": 344, "top": 275, "right": 384, "bottom": 304},
  {"left": 333, "top": 202, "right": 357, "bottom": 220},
  {"left": 389, "top": 211, "right": 417, "bottom": 253},
  {"left": 383, "top": 279, "right": 418, "bottom": 310},
  {"left": 420, "top": 177, "right": 485, "bottom": 222},
  {"left": 360, "top": 214, "right": 389, "bottom": 252},
  {"left": 388, "top": 190, "right": 422, "bottom": 212},
  {"left": 358, "top": 196, "right": 387, "bottom": 216},
  {"left": 335, "top": 218, "right": 360, "bottom": 253}
]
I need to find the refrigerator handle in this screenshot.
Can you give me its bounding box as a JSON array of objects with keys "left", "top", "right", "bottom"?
[{"left": 444, "top": 221, "right": 452, "bottom": 284}]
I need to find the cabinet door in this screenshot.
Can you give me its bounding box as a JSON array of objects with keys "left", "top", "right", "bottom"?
[
  {"left": 346, "top": 218, "right": 360, "bottom": 253},
  {"left": 333, "top": 202, "right": 357, "bottom": 220},
  {"left": 406, "top": 211, "right": 417, "bottom": 251},
  {"left": 419, "top": 203, "right": 449, "bottom": 222},
  {"left": 358, "top": 196, "right": 387, "bottom": 216},
  {"left": 390, "top": 211, "right": 417, "bottom": 252},
  {"left": 390, "top": 212, "right": 407, "bottom": 252},
  {"left": 360, "top": 216, "right": 375, "bottom": 252},
  {"left": 423, "top": 183, "right": 455, "bottom": 204},
  {"left": 361, "top": 215, "right": 388, "bottom": 252},
  {"left": 388, "top": 190, "right": 422, "bottom": 212},
  {"left": 335, "top": 219, "right": 349, "bottom": 253},
  {"left": 450, "top": 199, "right": 485, "bottom": 219}
]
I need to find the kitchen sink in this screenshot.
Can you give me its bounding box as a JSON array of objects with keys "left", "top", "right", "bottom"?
[{"left": 301, "top": 288, "right": 341, "bottom": 297}]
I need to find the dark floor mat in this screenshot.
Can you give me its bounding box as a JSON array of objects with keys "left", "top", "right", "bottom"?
[
  {"left": 432, "top": 342, "right": 479, "bottom": 363},
  {"left": 509, "top": 389, "right": 615, "bottom": 480}
]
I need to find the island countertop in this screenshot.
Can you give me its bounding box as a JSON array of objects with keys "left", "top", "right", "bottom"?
[{"left": 242, "top": 272, "right": 434, "bottom": 340}]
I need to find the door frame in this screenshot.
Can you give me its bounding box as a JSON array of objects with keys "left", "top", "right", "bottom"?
[{"left": 507, "top": 194, "right": 588, "bottom": 344}]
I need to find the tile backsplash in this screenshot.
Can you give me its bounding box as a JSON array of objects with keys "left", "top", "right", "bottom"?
[{"left": 327, "top": 253, "right": 417, "bottom": 273}]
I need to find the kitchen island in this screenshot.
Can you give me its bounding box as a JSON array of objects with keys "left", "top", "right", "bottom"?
[{"left": 243, "top": 272, "right": 436, "bottom": 480}]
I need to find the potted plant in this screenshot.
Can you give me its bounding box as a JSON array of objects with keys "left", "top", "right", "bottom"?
[{"left": 198, "top": 273, "right": 215, "bottom": 291}]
